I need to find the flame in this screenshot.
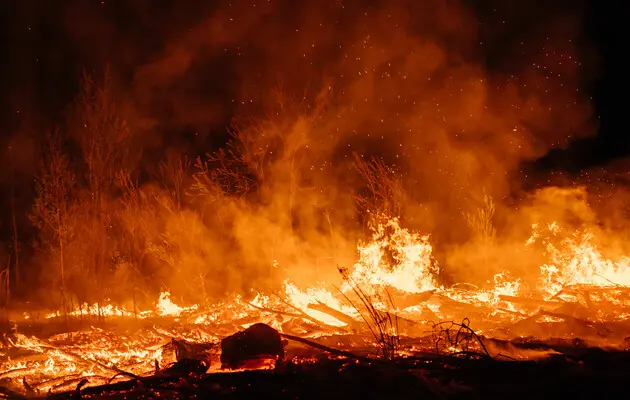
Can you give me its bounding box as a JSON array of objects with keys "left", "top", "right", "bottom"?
[
  {"left": 156, "top": 291, "right": 198, "bottom": 316},
  {"left": 284, "top": 281, "right": 358, "bottom": 327},
  {"left": 5, "top": 217, "right": 630, "bottom": 394},
  {"left": 346, "top": 217, "right": 439, "bottom": 294},
  {"left": 532, "top": 224, "right": 630, "bottom": 294}
]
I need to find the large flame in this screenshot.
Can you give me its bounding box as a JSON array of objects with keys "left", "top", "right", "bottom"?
[
  {"left": 4, "top": 217, "right": 630, "bottom": 394},
  {"left": 347, "top": 217, "right": 439, "bottom": 294}
]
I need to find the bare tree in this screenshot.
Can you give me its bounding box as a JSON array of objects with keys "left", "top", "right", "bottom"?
[
  {"left": 156, "top": 154, "right": 192, "bottom": 211},
  {"left": 30, "top": 128, "right": 75, "bottom": 321},
  {"left": 1, "top": 255, "right": 10, "bottom": 320},
  {"left": 353, "top": 152, "right": 403, "bottom": 222},
  {"left": 191, "top": 86, "right": 314, "bottom": 204},
  {"left": 74, "top": 67, "right": 133, "bottom": 210},
  {"left": 116, "top": 170, "right": 156, "bottom": 318},
  {"left": 192, "top": 119, "right": 270, "bottom": 202},
  {"left": 7, "top": 145, "right": 19, "bottom": 294},
  {"left": 72, "top": 67, "right": 134, "bottom": 319}
]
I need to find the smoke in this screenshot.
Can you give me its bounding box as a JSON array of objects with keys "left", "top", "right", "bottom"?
[
  {"left": 135, "top": 0, "right": 597, "bottom": 293},
  {"left": 3, "top": 0, "right": 608, "bottom": 303}
]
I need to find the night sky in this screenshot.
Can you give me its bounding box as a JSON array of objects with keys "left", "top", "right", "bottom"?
[
  {"left": 0, "top": 0, "right": 626, "bottom": 248},
  {"left": 531, "top": 1, "right": 625, "bottom": 174}
]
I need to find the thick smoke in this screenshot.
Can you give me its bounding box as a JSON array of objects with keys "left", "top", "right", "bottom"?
[
  {"left": 126, "top": 0, "right": 596, "bottom": 292},
  {"left": 2, "top": 0, "right": 604, "bottom": 305}
]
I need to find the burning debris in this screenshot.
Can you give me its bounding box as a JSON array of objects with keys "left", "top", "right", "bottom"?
[
  {"left": 3, "top": 215, "right": 630, "bottom": 398},
  {"left": 220, "top": 323, "right": 285, "bottom": 370},
  {"left": 0, "top": 0, "right": 624, "bottom": 397}
]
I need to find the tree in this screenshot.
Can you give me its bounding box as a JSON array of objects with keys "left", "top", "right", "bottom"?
[
  {"left": 156, "top": 154, "right": 192, "bottom": 211},
  {"left": 71, "top": 67, "right": 134, "bottom": 318},
  {"left": 116, "top": 170, "right": 157, "bottom": 317},
  {"left": 74, "top": 67, "right": 133, "bottom": 207},
  {"left": 1, "top": 250, "right": 10, "bottom": 319},
  {"left": 30, "top": 128, "right": 75, "bottom": 320}
]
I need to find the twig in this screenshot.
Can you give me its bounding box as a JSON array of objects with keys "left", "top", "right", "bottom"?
[
  {"left": 431, "top": 319, "right": 491, "bottom": 358},
  {"left": 280, "top": 333, "right": 375, "bottom": 363},
  {"left": 272, "top": 291, "right": 347, "bottom": 331}
]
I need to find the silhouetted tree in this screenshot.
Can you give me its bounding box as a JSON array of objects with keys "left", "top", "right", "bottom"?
[
  {"left": 71, "top": 67, "right": 134, "bottom": 318},
  {"left": 30, "top": 129, "right": 75, "bottom": 320}
]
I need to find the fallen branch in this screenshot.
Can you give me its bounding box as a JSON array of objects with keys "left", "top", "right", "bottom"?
[
  {"left": 272, "top": 292, "right": 348, "bottom": 332},
  {"left": 12, "top": 335, "right": 141, "bottom": 381},
  {"left": 32, "top": 374, "right": 109, "bottom": 392},
  {"left": 244, "top": 301, "right": 302, "bottom": 318},
  {"left": 280, "top": 333, "right": 375, "bottom": 363},
  {"left": 307, "top": 302, "right": 363, "bottom": 329},
  {"left": 498, "top": 295, "right": 563, "bottom": 308}
]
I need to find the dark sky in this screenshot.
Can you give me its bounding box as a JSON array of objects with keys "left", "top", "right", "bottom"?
[
  {"left": 0, "top": 0, "right": 626, "bottom": 245},
  {"left": 531, "top": 1, "right": 626, "bottom": 173}
]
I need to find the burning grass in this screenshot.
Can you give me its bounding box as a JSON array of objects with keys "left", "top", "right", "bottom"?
[
  {"left": 0, "top": 3, "right": 622, "bottom": 397},
  {"left": 4, "top": 216, "right": 630, "bottom": 397}
]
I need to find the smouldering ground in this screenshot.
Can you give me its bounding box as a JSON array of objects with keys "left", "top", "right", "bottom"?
[{"left": 3, "top": 217, "right": 630, "bottom": 395}]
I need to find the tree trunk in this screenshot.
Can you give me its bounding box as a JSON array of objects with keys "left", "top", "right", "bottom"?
[
  {"left": 11, "top": 205, "right": 18, "bottom": 294},
  {"left": 58, "top": 213, "right": 68, "bottom": 324},
  {"left": 9, "top": 146, "right": 19, "bottom": 293}
]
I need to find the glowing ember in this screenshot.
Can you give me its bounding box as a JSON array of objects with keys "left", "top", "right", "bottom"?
[{"left": 5, "top": 217, "right": 630, "bottom": 395}]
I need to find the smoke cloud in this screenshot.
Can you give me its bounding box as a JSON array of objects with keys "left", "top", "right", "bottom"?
[{"left": 2, "top": 0, "right": 606, "bottom": 304}]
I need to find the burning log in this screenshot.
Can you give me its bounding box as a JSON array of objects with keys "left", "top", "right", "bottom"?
[
  {"left": 306, "top": 301, "right": 426, "bottom": 337},
  {"left": 273, "top": 291, "right": 349, "bottom": 331},
  {"left": 280, "top": 317, "right": 341, "bottom": 337},
  {"left": 164, "top": 338, "right": 216, "bottom": 362},
  {"left": 539, "top": 310, "right": 614, "bottom": 337},
  {"left": 388, "top": 288, "right": 436, "bottom": 309},
  {"left": 307, "top": 302, "right": 363, "bottom": 330},
  {"left": 280, "top": 332, "right": 374, "bottom": 362},
  {"left": 220, "top": 323, "right": 285, "bottom": 370},
  {"left": 244, "top": 300, "right": 302, "bottom": 319},
  {"left": 158, "top": 358, "right": 210, "bottom": 376},
  {"left": 31, "top": 374, "right": 110, "bottom": 393},
  {"left": 498, "top": 294, "right": 564, "bottom": 308}
]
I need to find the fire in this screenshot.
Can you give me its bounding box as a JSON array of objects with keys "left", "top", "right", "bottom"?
[
  {"left": 284, "top": 281, "right": 358, "bottom": 327},
  {"left": 156, "top": 291, "right": 198, "bottom": 317},
  {"left": 346, "top": 217, "right": 439, "bottom": 294},
  {"left": 531, "top": 223, "right": 630, "bottom": 294},
  {"left": 4, "top": 217, "right": 630, "bottom": 395},
  {"left": 1, "top": 1, "right": 613, "bottom": 395}
]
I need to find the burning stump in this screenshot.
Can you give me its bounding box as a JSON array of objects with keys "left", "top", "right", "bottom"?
[{"left": 220, "top": 323, "right": 285, "bottom": 369}]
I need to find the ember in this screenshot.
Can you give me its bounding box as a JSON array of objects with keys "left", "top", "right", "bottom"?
[{"left": 0, "top": 0, "right": 624, "bottom": 398}]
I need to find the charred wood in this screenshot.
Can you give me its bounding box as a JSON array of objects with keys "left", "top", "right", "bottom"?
[{"left": 220, "top": 323, "right": 285, "bottom": 370}]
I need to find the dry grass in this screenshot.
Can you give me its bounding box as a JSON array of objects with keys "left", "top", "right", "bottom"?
[
  {"left": 430, "top": 318, "right": 490, "bottom": 358},
  {"left": 465, "top": 193, "right": 496, "bottom": 269},
  {"left": 353, "top": 153, "right": 403, "bottom": 222},
  {"left": 337, "top": 265, "right": 400, "bottom": 360}
]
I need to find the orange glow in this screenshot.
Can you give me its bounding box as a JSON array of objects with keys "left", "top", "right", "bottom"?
[
  {"left": 346, "top": 217, "right": 439, "bottom": 294},
  {"left": 4, "top": 216, "right": 630, "bottom": 394},
  {"left": 2, "top": 1, "right": 614, "bottom": 396}
]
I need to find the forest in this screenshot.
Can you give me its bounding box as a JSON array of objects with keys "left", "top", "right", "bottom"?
[{"left": 2, "top": 66, "right": 403, "bottom": 320}]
